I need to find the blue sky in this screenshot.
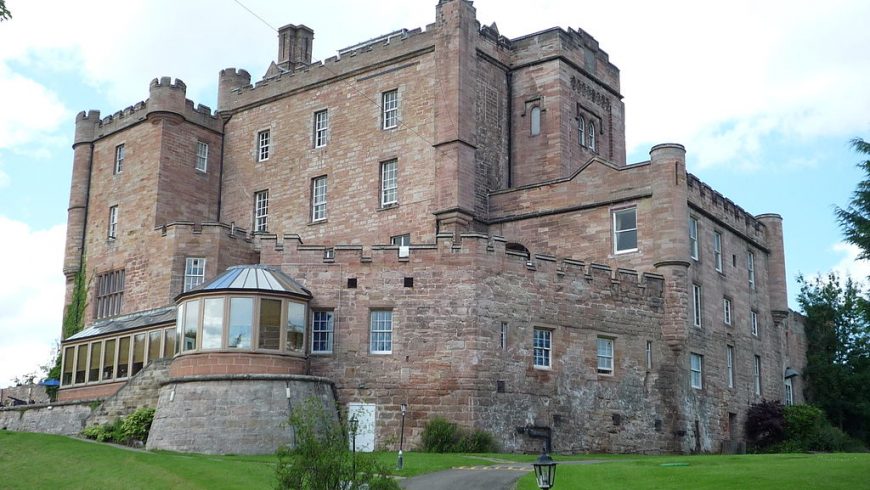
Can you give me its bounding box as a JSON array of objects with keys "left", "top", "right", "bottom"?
[{"left": 0, "top": 0, "right": 868, "bottom": 385}]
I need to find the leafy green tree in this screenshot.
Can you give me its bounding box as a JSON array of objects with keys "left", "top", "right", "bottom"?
[
  {"left": 836, "top": 138, "right": 870, "bottom": 260},
  {"left": 0, "top": 0, "right": 10, "bottom": 22},
  {"left": 798, "top": 273, "right": 870, "bottom": 444}
]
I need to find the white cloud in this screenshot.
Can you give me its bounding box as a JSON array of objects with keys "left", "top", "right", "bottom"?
[
  {"left": 0, "top": 65, "right": 68, "bottom": 152},
  {"left": 0, "top": 216, "right": 65, "bottom": 387},
  {"left": 830, "top": 242, "right": 870, "bottom": 287}
]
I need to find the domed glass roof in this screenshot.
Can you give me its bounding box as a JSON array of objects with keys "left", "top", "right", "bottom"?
[{"left": 176, "top": 265, "right": 311, "bottom": 300}]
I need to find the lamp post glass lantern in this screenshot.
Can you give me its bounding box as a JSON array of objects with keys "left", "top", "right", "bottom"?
[
  {"left": 533, "top": 452, "right": 557, "bottom": 489},
  {"left": 397, "top": 403, "right": 407, "bottom": 470},
  {"left": 349, "top": 415, "right": 358, "bottom": 477}
]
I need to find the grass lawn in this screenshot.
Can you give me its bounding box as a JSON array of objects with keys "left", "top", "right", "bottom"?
[{"left": 516, "top": 453, "right": 870, "bottom": 490}]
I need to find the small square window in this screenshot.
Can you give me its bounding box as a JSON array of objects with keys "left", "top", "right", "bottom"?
[
  {"left": 184, "top": 257, "right": 206, "bottom": 292},
  {"left": 257, "top": 130, "right": 270, "bottom": 162},
  {"left": 195, "top": 141, "right": 208, "bottom": 172},
  {"left": 114, "top": 144, "right": 125, "bottom": 174},
  {"left": 390, "top": 234, "right": 410, "bottom": 247},
  {"left": 382, "top": 90, "right": 398, "bottom": 129},
  {"left": 403, "top": 277, "right": 414, "bottom": 288},
  {"left": 613, "top": 208, "right": 638, "bottom": 253},
  {"left": 533, "top": 327, "right": 552, "bottom": 368},
  {"left": 347, "top": 278, "right": 357, "bottom": 289},
  {"left": 597, "top": 337, "right": 614, "bottom": 375}
]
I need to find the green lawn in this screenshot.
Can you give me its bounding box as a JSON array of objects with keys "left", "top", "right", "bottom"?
[
  {"left": 3, "top": 431, "right": 868, "bottom": 489},
  {"left": 516, "top": 453, "right": 870, "bottom": 490}
]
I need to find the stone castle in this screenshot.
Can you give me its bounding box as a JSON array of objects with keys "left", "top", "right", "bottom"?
[{"left": 48, "top": 0, "right": 806, "bottom": 454}]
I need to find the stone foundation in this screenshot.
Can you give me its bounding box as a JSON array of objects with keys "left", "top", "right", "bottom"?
[
  {"left": 146, "top": 374, "right": 335, "bottom": 454},
  {"left": 0, "top": 401, "right": 94, "bottom": 435}
]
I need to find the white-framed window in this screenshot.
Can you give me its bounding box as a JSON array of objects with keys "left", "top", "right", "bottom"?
[
  {"left": 195, "top": 141, "right": 208, "bottom": 172},
  {"left": 311, "top": 310, "right": 334, "bottom": 354},
  {"left": 690, "top": 353, "right": 703, "bottom": 389},
  {"left": 500, "top": 322, "right": 508, "bottom": 350},
  {"left": 613, "top": 207, "right": 638, "bottom": 253},
  {"left": 254, "top": 190, "right": 269, "bottom": 232},
  {"left": 390, "top": 234, "right": 410, "bottom": 247},
  {"left": 713, "top": 231, "right": 723, "bottom": 272},
  {"left": 748, "top": 251, "right": 755, "bottom": 288},
  {"left": 95, "top": 269, "right": 125, "bottom": 319},
  {"left": 784, "top": 377, "right": 794, "bottom": 406},
  {"left": 689, "top": 217, "right": 699, "bottom": 260},
  {"left": 754, "top": 355, "right": 762, "bottom": 395},
  {"left": 382, "top": 89, "right": 398, "bottom": 129},
  {"left": 108, "top": 205, "right": 118, "bottom": 239},
  {"left": 588, "top": 121, "right": 596, "bottom": 152},
  {"left": 369, "top": 310, "right": 393, "bottom": 354},
  {"left": 314, "top": 110, "right": 328, "bottom": 148},
  {"left": 257, "top": 129, "right": 271, "bottom": 162},
  {"left": 380, "top": 159, "right": 398, "bottom": 207},
  {"left": 726, "top": 345, "right": 735, "bottom": 388},
  {"left": 114, "top": 144, "right": 125, "bottom": 174},
  {"left": 751, "top": 310, "right": 758, "bottom": 336},
  {"left": 723, "top": 297, "right": 732, "bottom": 325},
  {"left": 184, "top": 258, "right": 206, "bottom": 292},
  {"left": 597, "top": 337, "right": 614, "bottom": 375},
  {"left": 530, "top": 106, "right": 541, "bottom": 136},
  {"left": 533, "top": 327, "right": 551, "bottom": 368},
  {"left": 312, "top": 176, "right": 328, "bottom": 222},
  {"left": 692, "top": 284, "right": 702, "bottom": 328},
  {"left": 645, "top": 341, "right": 653, "bottom": 370},
  {"left": 578, "top": 115, "right": 586, "bottom": 146}
]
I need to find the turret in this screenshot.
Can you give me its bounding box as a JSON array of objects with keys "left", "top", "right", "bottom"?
[
  {"left": 217, "top": 68, "right": 251, "bottom": 112},
  {"left": 147, "top": 77, "right": 188, "bottom": 118}
]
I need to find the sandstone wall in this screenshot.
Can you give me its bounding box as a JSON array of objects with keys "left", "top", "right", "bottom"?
[{"left": 0, "top": 402, "right": 93, "bottom": 435}]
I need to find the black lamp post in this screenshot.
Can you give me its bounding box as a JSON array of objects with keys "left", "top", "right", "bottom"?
[
  {"left": 397, "top": 403, "right": 407, "bottom": 470},
  {"left": 532, "top": 451, "right": 557, "bottom": 489},
  {"left": 349, "top": 415, "right": 359, "bottom": 478}
]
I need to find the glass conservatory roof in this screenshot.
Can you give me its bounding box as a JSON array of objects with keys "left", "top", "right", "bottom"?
[
  {"left": 65, "top": 305, "right": 176, "bottom": 342},
  {"left": 176, "top": 265, "right": 312, "bottom": 300}
]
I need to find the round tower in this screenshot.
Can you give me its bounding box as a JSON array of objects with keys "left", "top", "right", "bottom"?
[
  {"left": 147, "top": 77, "right": 188, "bottom": 118},
  {"left": 217, "top": 68, "right": 251, "bottom": 112}
]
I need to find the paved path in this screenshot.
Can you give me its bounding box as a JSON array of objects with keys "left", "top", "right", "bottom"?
[{"left": 399, "top": 459, "right": 612, "bottom": 490}]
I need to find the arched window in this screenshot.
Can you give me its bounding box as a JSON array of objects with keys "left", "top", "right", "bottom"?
[
  {"left": 588, "top": 121, "right": 596, "bottom": 152},
  {"left": 578, "top": 116, "right": 586, "bottom": 147},
  {"left": 530, "top": 106, "right": 541, "bottom": 136}
]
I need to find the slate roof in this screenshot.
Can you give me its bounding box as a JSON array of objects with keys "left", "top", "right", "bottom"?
[{"left": 65, "top": 305, "right": 176, "bottom": 342}]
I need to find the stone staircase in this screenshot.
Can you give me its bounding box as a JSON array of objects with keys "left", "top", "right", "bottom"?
[{"left": 86, "top": 358, "right": 171, "bottom": 427}]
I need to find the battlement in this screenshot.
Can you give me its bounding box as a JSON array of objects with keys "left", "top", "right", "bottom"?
[
  {"left": 219, "top": 25, "right": 434, "bottom": 112},
  {"left": 73, "top": 77, "right": 221, "bottom": 144},
  {"left": 686, "top": 173, "right": 767, "bottom": 246}
]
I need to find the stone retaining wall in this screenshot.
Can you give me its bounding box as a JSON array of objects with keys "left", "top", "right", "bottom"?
[{"left": 0, "top": 401, "right": 94, "bottom": 435}]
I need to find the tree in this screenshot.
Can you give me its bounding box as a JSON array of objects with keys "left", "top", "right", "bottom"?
[
  {"left": 0, "top": 0, "right": 10, "bottom": 22},
  {"left": 836, "top": 138, "right": 870, "bottom": 260},
  {"left": 798, "top": 273, "right": 870, "bottom": 445}
]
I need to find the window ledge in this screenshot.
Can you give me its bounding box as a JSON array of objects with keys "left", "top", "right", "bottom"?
[
  {"left": 308, "top": 219, "right": 328, "bottom": 226},
  {"left": 614, "top": 248, "right": 638, "bottom": 255},
  {"left": 378, "top": 203, "right": 399, "bottom": 212}
]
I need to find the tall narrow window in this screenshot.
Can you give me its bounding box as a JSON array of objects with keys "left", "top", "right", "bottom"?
[
  {"left": 312, "top": 310, "right": 334, "bottom": 354},
  {"left": 257, "top": 129, "right": 271, "bottom": 161},
  {"left": 95, "top": 269, "right": 125, "bottom": 319},
  {"left": 588, "top": 121, "right": 596, "bottom": 152},
  {"left": 254, "top": 190, "right": 269, "bottom": 232},
  {"left": 287, "top": 302, "right": 306, "bottom": 352},
  {"left": 578, "top": 115, "right": 586, "bottom": 146},
  {"left": 690, "top": 353, "right": 703, "bottom": 389},
  {"left": 382, "top": 90, "right": 398, "bottom": 129},
  {"left": 181, "top": 300, "right": 200, "bottom": 352},
  {"left": 726, "top": 345, "right": 735, "bottom": 388},
  {"left": 784, "top": 378, "right": 794, "bottom": 406},
  {"left": 689, "top": 217, "right": 699, "bottom": 260},
  {"left": 500, "top": 322, "right": 508, "bottom": 350},
  {"left": 314, "top": 110, "right": 328, "bottom": 147},
  {"left": 147, "top": 330, "right": 162, "bottom": 363},
  {"left": 131, "top": 333, "right": 145, "bottom": 376},
  {"left": 103, "top": 339, "right": 116, "bottom": 380},
  {"left": 713, "top": 231, "right": 723, "bottom": 272},
  {"left": 114, "top": 144, "right": 125, "bottom": 174},
  {"left": 530, "top": 106, "right": 541, "bottom": 136},
  {"left": 754, "top": 355, "right": 762, "bottom": 395},
  {"left": 723, "top": 297, "right": 732, "bottom": 325},
  {"left": 312, "top": 176, "right": 328, "bottom": 222},
  {"left": 533, "top": 327, "right": 551, "bottom": 368},
  {"left": 751, "top": 310, "right": 758, "bottom": 336},
  {"left": 202, "top": 297, "right": 225, "bottom": 349},
  {"left": 748, "top": 251, "right": 756, "bottom": 288},
  {"left": 195, "top": 141, "right": 208, "bottom": 172},
  {"left": 88, "top": 342, "right": 101, "bottom": 383},
  {"left": 184, "top": 258, "right": 206, "bottom": 292},
  {"left": 380, "top": 159, "right": 398, "bottom": 207},
  {"left": 370, "top": 310, "right": 393, "bottom": 354},
  {"left": 228, "top": 297, "right": 252, "bottom": 349},
  {"left": 613, "top": 207, "right": 638, "bottom": 253},
  {"left": 258, "top": 298, "right": 282, "bottom": 350},
  {"left": 75, "top": 344, "right": 87, "bottom": 384},
  {"left": 692, "top": 284, "right": 702, "bottom": 328},
  {"left": 597, "top": 337, "right": 614, "bottom": 374},
  {"left": 108, "top": 205, "right": 118, "bottom": 239},
  {"left": 62, "top": 346, "right": 74, "bottom": 385},
  {"left": 117, "top": 336, "right": 130, "bottom": 378},
  {"left": 646, "top": 341, "right": 653, "bottom": 370}
]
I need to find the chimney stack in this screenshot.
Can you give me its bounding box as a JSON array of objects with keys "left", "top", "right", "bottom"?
[{"left": 278, "top": 24, "right": 314, "bottom": 69}]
